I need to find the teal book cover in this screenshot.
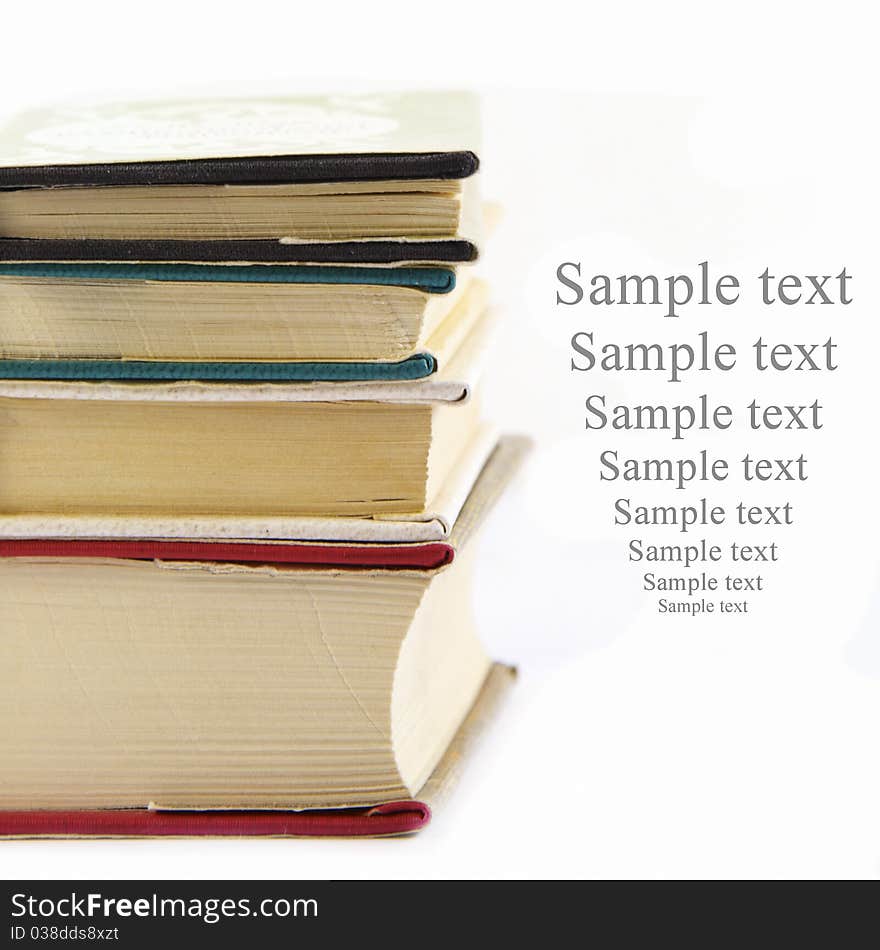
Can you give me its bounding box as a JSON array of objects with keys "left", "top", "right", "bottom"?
[
  {"left": 0, "top": 262, "right": 456, "bottom": 292},
  {"left": 0, "top": 354, "right": 436, "bottom": 382}
]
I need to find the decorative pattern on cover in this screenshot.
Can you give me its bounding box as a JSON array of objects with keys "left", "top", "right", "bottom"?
[{"left": 0, "top": 93, "right": 480, "bottom": 179}]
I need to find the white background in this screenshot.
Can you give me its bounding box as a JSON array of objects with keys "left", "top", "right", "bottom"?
[{"left": 2, "top": 1, "right": 879, "bottom": 879}]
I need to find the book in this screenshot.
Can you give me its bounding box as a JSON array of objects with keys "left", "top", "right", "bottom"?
[
  {"left": 0, "top": 425, "right": 502, "bottom": 543},
  {"left": 0, "top": 87, "right": 515, "bottom": 841},
  {"left": 0, "top": 664, "right": 514, "bottom": 838},
  {"left": 0, "top": 307, "right": 492, "bottom": 518},
  {"left": 0, "top": 437, "right": 527, "bottom": 828},
  {"left": 0, "top": 431, "right": 524, "bottom": 569},
  {"left": 0, "top": 92, "right": 481, "bottom": 264},
  {"left": 0, "top": 264, "right": 487, "bottom": 381},
  {"left": 2, "top": 558, "right": 492, "bottom": 814}
]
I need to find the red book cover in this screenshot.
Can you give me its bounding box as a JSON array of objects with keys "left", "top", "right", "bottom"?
[
  {"left": 0, "top": 802, "right": 431, "bottom": 839},
  {"left": 0, "top": 539, "right": 453, "bottom": 570}
]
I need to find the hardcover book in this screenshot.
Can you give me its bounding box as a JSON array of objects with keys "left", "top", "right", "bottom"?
[
  {"left": 0, "top": 92, "right": 481, "bottom": 265},
  {"left": 0, "top": 432, "right": 526, "bottom": 570},
  {"left": 0, "top": 264, "right": 487, "bottom": 382},
  {"left": 0, "top": 438, "right": 528, "bottom": 836},
  {"left": 0, "top": 665, "right": 514, "bottom": 838}
]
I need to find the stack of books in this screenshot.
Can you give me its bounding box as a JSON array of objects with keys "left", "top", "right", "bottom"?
[{"left": 0, "top": 92, "right": 527, "bottom": 837}]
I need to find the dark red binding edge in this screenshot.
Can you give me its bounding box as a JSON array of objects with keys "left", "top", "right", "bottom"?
[
  {"left": 0, "top": 539, "right": 454, "bottom": 570},
  {"left": 0, "top": 802, "right": 431, "bottom": 838}
]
